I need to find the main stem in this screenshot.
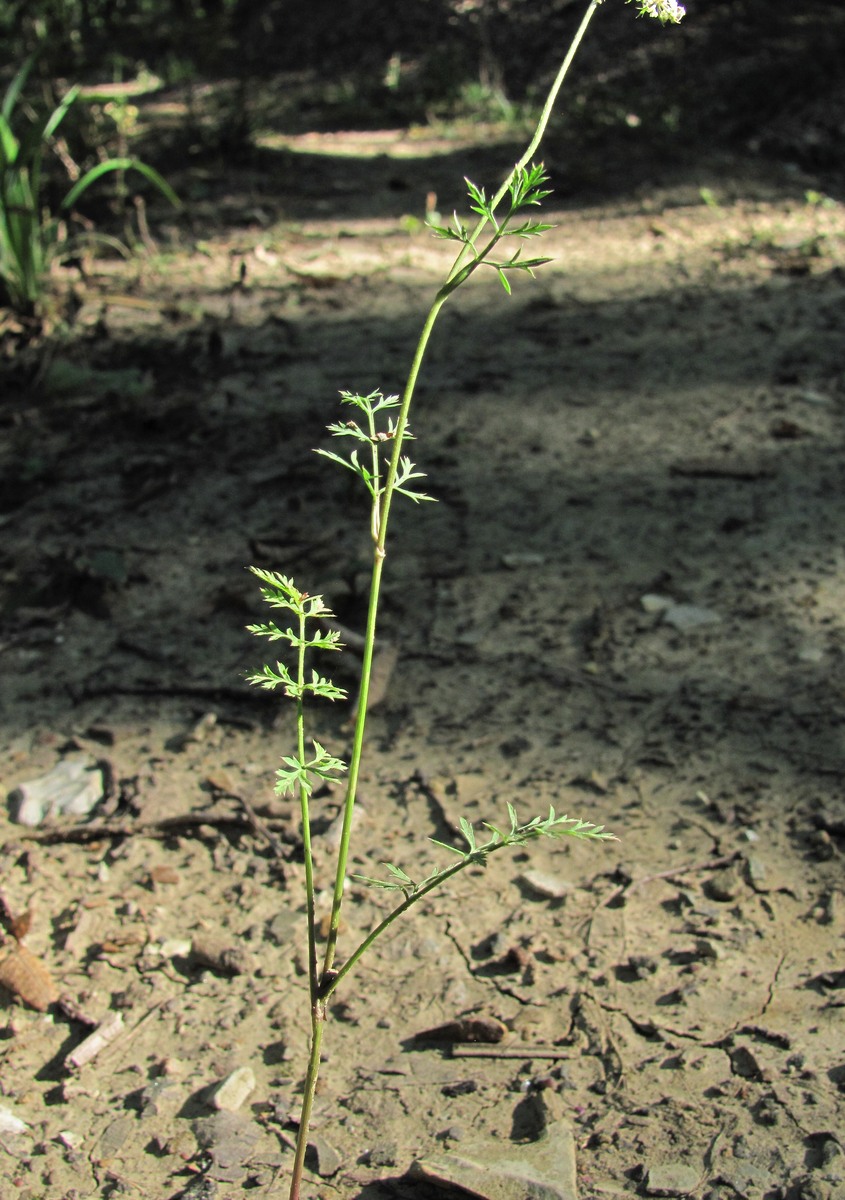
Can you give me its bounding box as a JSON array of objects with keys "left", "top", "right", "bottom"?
[{"left": 288, "top": 5, "right": 603, "bottom": 1195}]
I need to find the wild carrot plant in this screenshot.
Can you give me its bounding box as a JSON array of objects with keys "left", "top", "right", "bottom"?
[{"left": 247, "top": 2, "right": 685, "bottom": 1196}]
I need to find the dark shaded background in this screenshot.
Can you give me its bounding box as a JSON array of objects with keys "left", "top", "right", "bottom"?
[{"left": 3, "top": 0, "right": 845, "bottom": 181}]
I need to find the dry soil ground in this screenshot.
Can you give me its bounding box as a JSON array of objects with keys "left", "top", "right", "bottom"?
[{"left": 1, "top": 112, "right": 844, "bottom": 1200}]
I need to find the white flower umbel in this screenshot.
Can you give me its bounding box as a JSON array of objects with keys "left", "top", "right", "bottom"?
[{"left": 629, "top": 0, "right": 686, "bottom": 23}]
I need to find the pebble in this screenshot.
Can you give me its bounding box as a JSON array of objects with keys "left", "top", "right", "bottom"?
[
  {"left": 692, "top": 938, "right": 722, "bottom": 961},
  {"left": 209, "top": 1066, "right": 256, "bottom": 1112},
  {"left": 159, "top": 938, "right": 193, "bottom": 958},
  {"left": 309, "top": 1133, "right": 343, "bottom": 1177},
  {"left": 662, "top": 604, "right": 721, "bottom": 632},
  {"left": 191, "top": 933, "right": 254, "bottom": 976},
  {"left": 56, "top": 1130, "right": 82, "bottom": 1149},
  {"left": 519, "top": 870, "right": 571, "bottom": 900},
  {"left": 96, "top": 1116, "right": 134, "bottom": 1161},
  {"left": 413, "top": 1015, "right": 506, "bottom": 1045},
  {"left": 192, "top": 1110, "right": 261, "bottom": 1174},
  {"left": 176, "top": 1176, "right": 218, "bottom": 1199},
  {"left": 719, "top": 1162, "right": 778, "bottom": 1195},
  {"left": 704, "top": 866, "right": 743, "bottom": 901},
  {"left": 641, "top": 593, "right": 673, "bottom": 614},
  {"left": 0, "top": 1106, "right": 28, "bottom": 1135},
  {"left": 8, "top": 755, "right": 105, "bottom": 826},
  {"left": 645, "top": 1162, "right": 702, "bottom": 1195},
  {"left": 265, "top": 911, "right": 299, "bottom": 947},
  {"left": 728, "top": 1045, "right": 764, "bottom": 1080},
  {"left": 412, "top": 1117, "right": 577, "bottom": 1200},
  {"left": 641, "top": 590, "right": 721, "bottom": 633},
  {"left": 365, "top": 1139, "right": 398, "bottom": 1167},
  {"left": 442, "top": 1079, "right": 479, "bottom": 1098}
]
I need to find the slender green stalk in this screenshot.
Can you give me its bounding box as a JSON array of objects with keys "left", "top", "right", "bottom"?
[
  {"left": 269, "top": 4, "right": 686, "bottom": 1193},
  {"left": 295, "top": 609, "right": 319, "bottom": 1010},
  {"left": 297, "top": 8, "right": 605, "bottom": 1190},
  {"left": 319, "top": 547, "right": 386, "bottom": 978},
  {"left": 326, "top": 805, "right": 616, "bottom": 1002},
  {"left": 325, "top": 859, "right": 468, "bottom": 1002},
  {"left": 287, "top": 1017, "right": 325, "bottom": 1200},
  {"left": 445, "top": 0, "right": 602, "bottom": 288}
]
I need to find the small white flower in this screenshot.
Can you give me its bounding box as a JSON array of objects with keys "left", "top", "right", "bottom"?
[{"left": 630, "top": 0, "right": 686, "bottom": 23}]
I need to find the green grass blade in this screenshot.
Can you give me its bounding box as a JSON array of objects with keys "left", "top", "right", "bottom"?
[
  {"left": 1, "top": 53, "right": 36, "bottom": 124},
  {"left": 0, "top": 113, "right": 19, "bottom": 168},
  {"left": 61, "top": 158, "right": 180, "bottom": 211},
  {"left": 42, "top": 84, "right": 81, "bottom": 141}
]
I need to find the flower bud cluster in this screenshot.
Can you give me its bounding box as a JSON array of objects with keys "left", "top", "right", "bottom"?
[{"left": 630, "top": 0, "right": 685, "bottom": 23}]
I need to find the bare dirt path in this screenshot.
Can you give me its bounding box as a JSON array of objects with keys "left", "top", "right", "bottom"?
[{"left": 1, "top": 127, "right": 844, "bottom": 1200}]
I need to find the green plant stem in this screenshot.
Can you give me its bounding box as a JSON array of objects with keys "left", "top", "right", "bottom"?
[
  {"left": 446, "top": 0, "right": 602, "bottom": 287},
  {"left": 319, "top": 288, "right": 452, "bottom": 985},
  {"left": 296, "top": 610, "right": 319, "bottom": 1010},
  {"left": 287, "top": 1014, "right": 325, "bottom": 1200},
  {"left": 323, "top": 853, "right": 487, "bottom": 1004},
  {"left": 319, "top": 546, "right": 386, "bottom": 979},
  {"left": 292, "top": 4, "right": 605, "bottom": 1191}
]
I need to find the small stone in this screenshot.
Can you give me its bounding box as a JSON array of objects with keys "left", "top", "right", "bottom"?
[
  {"left": 626, "top": 954, "right": 659, "bottom": 978},
  {"left": 413, "top": 1015, "right": 506, "bottom": 1045},
  {"left": 8, "top": 755, "right": 105, "bottom": 826},
  {"left": 519, "top": 870, "right": 570, "bottom": 900},
  {"left": 150, "top": 865, "right": 180, "bottom": 886},
  {"left": 0, "top": 1105, "right": 28, "bottom": 1135},
  {"left": 412, "top": 1118, "right": 577, "bottom": 1200},
  {"left": 365, "top": 1140, "right": 398, "bottom": 1167},
  {"left": 159, "top": 938, "right": 193, "bottom": 958},
  {"left": 308, "top": 1134, "right": 343, "bottom": 1177},
  {"left": 692, "top": 938, "right": 722, "bottom": 961},
  {"left": 56, "top": 1129, "right": 82, "bottom": 1149},
  {"left": 265, "top": 912, "right": 298, "bottom": 947},
  {"left": 192, "top": 1111, "right": 261, "bottom": 1170},
  {"left": 191, "top": 933, "right": 253, "bottom": 976},
  {"left": 798, "top": 644, "right": 825, "bottom": 664},
  {"left": 323, "top": 804, "right": 366, "bottom": 852},
  {"left": 210, "top": 1067, "right": 256, "bottom": 1113},
  {"left": 95, "top": 1116, "right": 134, "bottom": 1162},
  {"left": 176, "top": 1176, "right": 218, "bottom": 1199},
  {"left": 704, "top": 866, "right": 743, "bottom": 901},
  {"left": 641, "top": 593, "right": 673, "bottom": 614},
  {"left": 719, "top": 1162, "right": 778, "bottom": 1195},
  {"left": 744, "top": 855, "right": 769, "bottom": 889},
  {"left": 500, "top": 735, "right": 532, "bottom": 758},
  {"left": 182, "top": 712, "right": 218, "bottom": 746},
  {"left": 662, "top": 604, "right": 720, "bottom": 632},
  {"left": 729, "top": 1045, "right": 763, "bottom": 1080},
  {"left": 442, "top": 1079, "right": 479, "bottom": 1098},
  {"left": 645, "top": 1162, "right": 702, "bottom": 1195},
  {"left": 820, "top": 1136, "right": 844, "bottom": 1168}
]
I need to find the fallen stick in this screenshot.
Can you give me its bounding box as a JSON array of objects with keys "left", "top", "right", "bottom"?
[
  {"left": 1, "top": 806, "right": 294, "bottom": 850},
  {"left": 451, "top": 1044, "right": 571, "bottom": 1059},
  {"left": 66, "top": 1011, "right": 124, "bottom": 1070}
]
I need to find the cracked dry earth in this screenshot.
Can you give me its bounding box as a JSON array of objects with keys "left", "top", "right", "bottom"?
[{"left": 1, "top": 134, "right": 845, "bottom": 1200}]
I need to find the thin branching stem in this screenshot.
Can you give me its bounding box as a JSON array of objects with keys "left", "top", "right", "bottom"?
[
  {"left": 319, "top": 547, "right": 385, "bottom": 978},
  {"left": 323, "top": 857, "right": 467, "bottom": 1002},
  {"left": 287, "top": 1018, "right": 325, "bottom": 1200},
  {"left": 296, "top": 609, "right": 319, "bottom": 1011},
  {"left": 275, "top": 3, "right": 685, "bottom": 1194},
  {"left": 445, "top": 0, "right": 602, "bottom": 287}
]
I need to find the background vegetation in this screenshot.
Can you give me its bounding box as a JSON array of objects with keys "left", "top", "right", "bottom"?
[{"left": 2, "top": 0, "right": 844, "bottom": 173}]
